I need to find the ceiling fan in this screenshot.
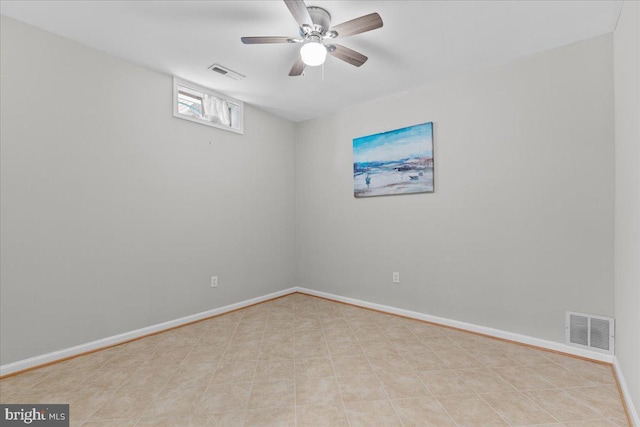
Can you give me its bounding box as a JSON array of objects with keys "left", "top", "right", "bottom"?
[{"left": 241, "top": 0, "right": 383, "bottom": 76}]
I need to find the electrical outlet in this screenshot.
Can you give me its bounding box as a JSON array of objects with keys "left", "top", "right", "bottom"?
[
  {"left": 211, "top": 276, "right": 218, "bottom": 288},
  {"left": 393, "top": 272, "right": 400, "bottom": 284}
]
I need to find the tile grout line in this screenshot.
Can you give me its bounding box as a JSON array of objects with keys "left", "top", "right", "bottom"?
[
  {"left": 485, "top": 365, "right": 563, "bottom": 425},
  {"left": 396, "top": 326, "right": 461, "bottom": 427},
  {"left": 407, "top": 333, "right": 471, "bottom": 427},
  {"left": 291, "top": 307, "right": 297, "bottom": 427},
  {"left": 292, "top": 296, "right": 323, "bottom": 427},
  {"left": 193, "top": 309, "right": 244, "bottom": 424},
  {"left": 83, "top": 340, "right": 175, "bottom": 424},
  {"left": 247, "top": 302, "right": 274, "bottom": 424},
  {"left": 504, "top": 390, "right": 562, "bottom": 426},
  {"left": 273, "top": 301, "right": 296, "bottom": 427},
  {"left": 468, "top": 352, "right": 520, "bottom": 427},
  {"left": 441, "top": 332, "right": 623, "bottom": 425},
  {"left": 292, "top": 299, "right": 299, "bottom": 427},
  {"left": 457, "top": 344, "right": 542, "bottom": 427},
  {"left": 411, "top": 335, "right": 468, "bottom": 427},
  {"left": 244, "top": 304, "right": 273, "bottom": 421},
  {"left": 376, "top": 322, "right": 429, "bottom": 427},
  {"left": 65, "top": 347, "right": 128, "bottom": 425},
  {"left": 317, "top": 299, "right": 353, "bottom": 427},
  {"left": 557, "top": 386, "right": 622, "bottom": 422},
  {"left": 345, "top": 307, "right": 404, "bottom": 426},
  {"left": 402, "top": 317, "right": 548, "bottom": 427},
  {"left": 474, "top": 390, "right": 520, "bottom": 427},
  {"left": 313, "top": 297, "right": 343, "bottom": 424}
]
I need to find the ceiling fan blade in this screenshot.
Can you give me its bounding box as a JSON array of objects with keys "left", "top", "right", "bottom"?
[
  {"left": 241, "top": 36, "right": 295, "bottom": 44},
  {"left": 284, "top": 0, "right": 313, "bottom": 29},
  {"left": 330, "top": 13, "right": 383, "bottom": 38},
  {"left": 327, "top": 44, "right": 368, "bottom": 67},
  {"left": 288, "top": 55, "right": 306, "bottom": 76}
]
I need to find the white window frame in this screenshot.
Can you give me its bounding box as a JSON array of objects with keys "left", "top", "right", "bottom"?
[{"left": 172, "top": 77, "right": 244, "bottom": 134}]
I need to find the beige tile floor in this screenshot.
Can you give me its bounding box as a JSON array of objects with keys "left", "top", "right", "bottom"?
[{"left": 0, "top": 293, "right": 630, "bottom": 426}]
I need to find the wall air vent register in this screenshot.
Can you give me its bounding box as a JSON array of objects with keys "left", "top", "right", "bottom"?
[
  {"left": 208, "top": 64, "right": 246, "bottom": 81},
  {"left": 566, "top": 311, "right": 614, "bottom": 355}
]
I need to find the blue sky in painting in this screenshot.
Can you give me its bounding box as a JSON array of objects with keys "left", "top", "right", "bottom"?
[{"left": 353, "top": 122, "right": 433, "bottom": 163}]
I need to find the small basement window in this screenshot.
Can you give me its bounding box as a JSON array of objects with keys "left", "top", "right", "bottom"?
[{"left": 173, "top": 77, "right": 243, "bottom": 134}]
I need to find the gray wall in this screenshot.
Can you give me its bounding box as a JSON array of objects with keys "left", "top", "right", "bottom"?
[
  {"left": 614, "top": 1, "right": 640, "bottom": 414},
  {"left": 295, "top": 34, "right": 615, "bottom": 344},
  {"left": 0, "top": 14, "right": 621, "bottom": 369},
  {"left": 0, "top": 16, "right": 296, "bottom": 364}
]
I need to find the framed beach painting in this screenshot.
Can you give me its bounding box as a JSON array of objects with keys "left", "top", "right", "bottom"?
[{"left": 353, "top": 122, "right": 434, "bottom": 198}]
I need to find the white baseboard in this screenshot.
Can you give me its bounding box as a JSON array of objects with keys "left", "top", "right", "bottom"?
[
  {"left": 614, "top": 357, "right": 640, "bottom": 426},
  {"left": 3, "top": 286, "right": 635, "bottom": 422},
  {"left": 295, "top": 287, "right": 615, "bottom": 364},
  {"left": 0, "top": 288, "right": 297, "bottom": 377}
]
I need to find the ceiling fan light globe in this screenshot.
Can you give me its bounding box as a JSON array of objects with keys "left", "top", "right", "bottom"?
[{"left": 300, "top": 42, "right": 327, "bottom": 66}]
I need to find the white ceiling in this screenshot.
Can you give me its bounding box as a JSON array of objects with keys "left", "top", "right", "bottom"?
[{"left": 0, "top": 1, "right": 623, "bottom": 122}]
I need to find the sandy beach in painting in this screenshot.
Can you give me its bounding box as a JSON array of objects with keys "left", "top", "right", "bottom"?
[
  {"left": 354, "top": 163, "right": 434, "bottom": 197},
  {"left": 353, "top": 122, "right": 434, "bottom": 198}
]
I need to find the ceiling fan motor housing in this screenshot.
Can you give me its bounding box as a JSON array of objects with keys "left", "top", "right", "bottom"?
[{"left": 305, "top": 6, "right": 331, "bottom": 35}]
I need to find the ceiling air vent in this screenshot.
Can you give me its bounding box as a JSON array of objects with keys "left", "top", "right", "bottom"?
[
  {"left": 208, "top": 64, "right": 245, "bottom": 80},
  {"left": 566, "top": 311, "right": 614, "bottom": 354}
]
